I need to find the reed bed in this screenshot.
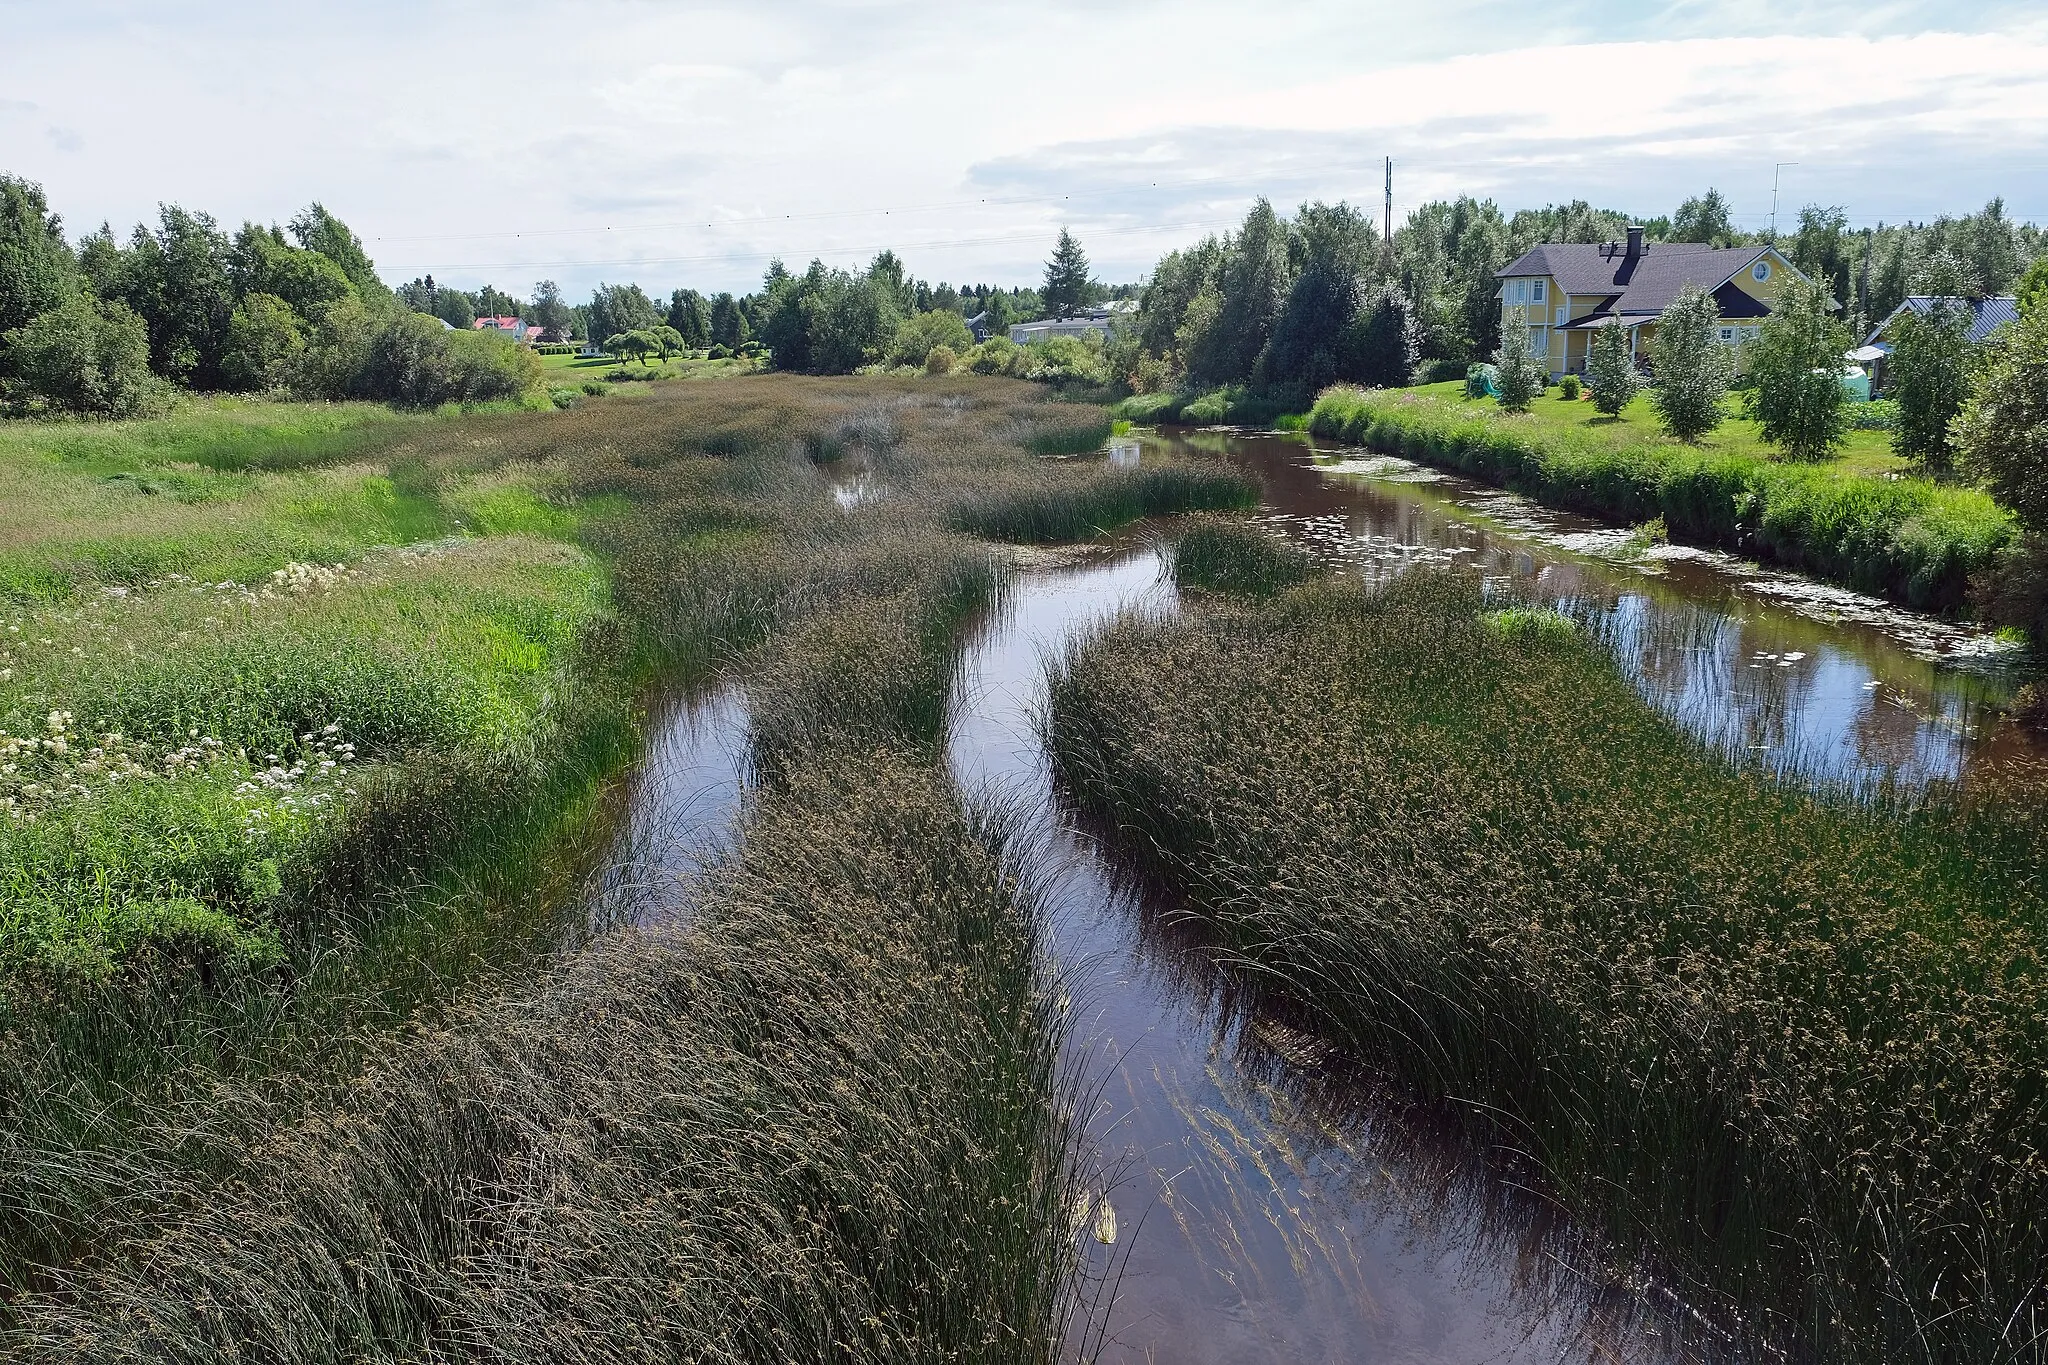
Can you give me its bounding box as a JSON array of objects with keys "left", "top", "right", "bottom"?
[
  {"left": 5, "top": 750, "right": 1074, "bottom": 1364},
  {"left": 0, "top": 372, "right": 1210, "bottom": 1346},
  {"left": 1047, "top": 565, "right": 2048, "bottom": 1364}
]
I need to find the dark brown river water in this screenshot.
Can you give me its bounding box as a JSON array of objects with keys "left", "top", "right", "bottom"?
[{"left": 599, "top": 428, "right": 2045, "bottom": 1362}]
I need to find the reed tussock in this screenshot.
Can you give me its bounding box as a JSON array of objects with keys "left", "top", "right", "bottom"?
[
  {"left": 1047, "top": 568, "right": 2048, "bottom": 1364},
  {"left": 5, "top": 751, "right": 1072, "bottom": 1364}
]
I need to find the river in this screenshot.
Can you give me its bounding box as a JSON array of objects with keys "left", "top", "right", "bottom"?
[{"left": 597, "top": 427, "right": 2044, "bottom": 1362}]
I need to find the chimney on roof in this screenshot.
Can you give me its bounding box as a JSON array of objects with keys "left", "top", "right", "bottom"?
[{"left": 1614, "top": 225, "right": 1647, "bottom": 285}]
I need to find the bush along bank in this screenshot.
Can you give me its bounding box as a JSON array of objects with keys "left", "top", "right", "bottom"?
[
  {"left": 1308, "top": 385, "right": 2015, "bottom": 614},
  {"left": 1046, "top": 560, "right": 2048, "bottom": 1364}
]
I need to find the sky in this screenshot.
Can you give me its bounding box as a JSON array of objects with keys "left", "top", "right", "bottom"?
[{"left": 3, "top": 0, "right": 2046, "bottom": 302}]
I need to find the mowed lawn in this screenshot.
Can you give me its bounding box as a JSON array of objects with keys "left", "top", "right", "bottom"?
[{"left": 1412, "top": 379, "right": 1909, "bottom": 475}]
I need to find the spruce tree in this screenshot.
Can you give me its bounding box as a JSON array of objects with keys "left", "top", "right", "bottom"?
[
  {"left": 1492, "top": 305, "right": 1542, "bottom": 412},
  {"left": 1043, "top": 228, "right": 1092, "bottom": 320}
]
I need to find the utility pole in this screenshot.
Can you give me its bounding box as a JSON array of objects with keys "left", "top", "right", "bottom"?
[
  {"left": 1383, "top": 157, "right": 1393, "bottom": 248},
  {"left": 1770, "top": 162, "right": 1799, "bottom": 240}
]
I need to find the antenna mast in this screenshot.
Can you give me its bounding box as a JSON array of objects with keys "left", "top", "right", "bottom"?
[{"left": 1383, "top": 157, "right": 1393, "bottom": 246}]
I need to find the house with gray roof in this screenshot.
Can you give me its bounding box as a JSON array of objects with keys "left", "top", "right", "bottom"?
[
  {"left": 1495, "top": 227, "right": 1819, "bottom": 378},
  {"left": 1852, "top": 295, "right": 2018, "bottom": 391}
]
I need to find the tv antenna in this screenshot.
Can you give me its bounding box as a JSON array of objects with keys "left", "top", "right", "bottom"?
[{"left": 1770, "top": 162, "right": 1799, "bottom": 239}]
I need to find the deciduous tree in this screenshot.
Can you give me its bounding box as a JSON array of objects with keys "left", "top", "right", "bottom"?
[
  {"left": 1745, "top": 276, "right": 1851, "bottom": 462},
  {"left": 1889, "top": 252, "right": 1979, "bottom": 472},
  {"left": 1956, "top": 304, "right": 2048, "bottom": 533},
  {"left": 1586, "top": 323, "right": 1639, "bottom": 416},
  {"left": 1650, "top": 285, "right": 1731, "bottom": 442}
]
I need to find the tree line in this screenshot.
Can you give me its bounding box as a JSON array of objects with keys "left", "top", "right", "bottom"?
[{"left": 0, "top": 177, "right": 542, "bottom": 417}]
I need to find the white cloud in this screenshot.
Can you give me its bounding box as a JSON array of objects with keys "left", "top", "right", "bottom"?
[{"left": 1, "top": 4, "right": 2043, "bottom": 297}]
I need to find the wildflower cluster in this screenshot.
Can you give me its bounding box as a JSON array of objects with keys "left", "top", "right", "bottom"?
[
  {"left": 232, "top": 724, "right": 358, "bottom": 838},
  {"left": 1, "top": 710, "right": 354, "bottom": 831}
]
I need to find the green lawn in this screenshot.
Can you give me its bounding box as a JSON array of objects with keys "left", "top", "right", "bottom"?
[
  {"left": 1419, "top": 380, "right": 1907, "bottom": 474},
  {"left": 1310, "top": 383, "right": 2012, "bottom": 613}
]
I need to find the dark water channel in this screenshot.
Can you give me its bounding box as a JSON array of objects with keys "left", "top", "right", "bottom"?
[{"left": 582, "top": 430, "right": 2044, "bottom": 1363}]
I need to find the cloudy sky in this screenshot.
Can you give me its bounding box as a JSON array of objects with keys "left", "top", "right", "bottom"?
[{"left": 4, "top": 0, "right": 2046, "bottom": 301}]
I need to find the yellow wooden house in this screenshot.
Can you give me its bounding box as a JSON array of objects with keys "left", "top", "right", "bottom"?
[{"left": 1494, "top": 227, "right": 1815, "bottom": 377}]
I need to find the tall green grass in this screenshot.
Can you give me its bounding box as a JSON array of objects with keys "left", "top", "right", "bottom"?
[
  {"left": 949, "top": 464, "right": 1257, "bottom": 542},
  {"left": 1308, "top": 385, "right": 2014, "bottom": 613},
  {"left": 0, "top": 371, "right": 1150, "bottom": 1346},
  {"left": 4, "top": 752, "right": 1075, "bottom": 1364},
  {"left": 1048, "top": 569, "right": 2048, "bottom": 1364}
]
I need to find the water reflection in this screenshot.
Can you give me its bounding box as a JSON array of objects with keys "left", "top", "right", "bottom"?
[
  {"left": 1163, "top": 428, "right": 2045, "bottom": 793},
  {"left": 950, "top": 553, "right": 1678, "bottom": 1364}
]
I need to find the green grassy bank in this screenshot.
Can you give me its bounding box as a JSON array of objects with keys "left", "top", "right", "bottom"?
[
  {"left": 1306, "top": 383, "right": 2014, "bottom": 614},
  {"left": 1048, "top": 536, "right": 2048, "bottom": 1363},
  {"left": 0, "top": 373, "right": 1254, "bottom": 1353}
]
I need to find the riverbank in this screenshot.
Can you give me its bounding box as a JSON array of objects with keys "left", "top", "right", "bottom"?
[
  {"left": 0, "top": 375, "right": 1257, "bottom": 1351},
  {"left": 1305, "top": 383, "right": 2014, "bottom": 615},
  {"left": 1045, "top": 528, "right": 2048, "bottom": 1364}
]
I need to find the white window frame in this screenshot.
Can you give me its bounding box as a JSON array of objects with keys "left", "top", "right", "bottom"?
[
  {"left": 1556, "top": 305, "right": 1568, "bottom": 326},
  {"left": 1753, "top": 260, "right": 1771, "bottom": 282},
  {"left": 1719, "top": 327, "right": 1736, "bottom": 342},
  {"left": 1532, "top": 279, "right": 1547, "bottom": 303}
]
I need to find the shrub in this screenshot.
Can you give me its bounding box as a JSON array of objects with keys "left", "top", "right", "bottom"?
[
  {"left": 3, "top": 294, "right": 170, "bottom": 418},
  {"left": 1651, "top": 284, "right": 1732, "bottom": 442},
  {"left": 1558, "top": 374, "right": 1582, "bottom": 401},
  {"left": 924, "top": 344, "right": 957, "bottom": 375},
  {"left": 1957, "top": 303, "right": 2048, "bottom": 535},
  {"left": 966, "top": 336, "right": 1018, "bottom": 376},
  {"left": 889, "top": 309, "right": 973, "bottom": 369},
  {"left": 1850, "top": 397, "right": 1899, "bottom": 430},
  {"left": 1020, "top": 335, "right": 1108, "bottom": 388},
  {"left": 547, "top": 387, "right": 581, "bottom": 409},
  {"left": 578, "top": 380, "right": 610, "bottom": 397},
  {"left": 708, "top": 343, "right": 732, "bottom": 360}
]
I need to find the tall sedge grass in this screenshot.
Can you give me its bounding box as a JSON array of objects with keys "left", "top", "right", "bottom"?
[
  {"left": 0, "top": 372, "right": 1186, "bottom": 1348},
  {"left": 1166, "top": 515, "right": 1314, "bottom": 596},
  {"left": 1047, "top": 568, "right": 2048, "bottom": 1364},
  {"left": 5, "top": 752, "right": 1075, "bottom": 1365},
  {"left": 1308, "top": 385, "right": 2014, "bottom": 613}
]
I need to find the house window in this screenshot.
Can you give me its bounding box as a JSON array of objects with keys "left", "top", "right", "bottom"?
[
  {"left": 1556, "top": 305, "right": 1568, "bottom": 326},
  {"left": 1753, "top": 260, "right": 1771, "bottom": 282},
  {"left": 1532, "top": 279, "right": 1546, "bottom": 303},
  {"left": 1719, "top": 327, "right": 1736, "bottom": 341}
]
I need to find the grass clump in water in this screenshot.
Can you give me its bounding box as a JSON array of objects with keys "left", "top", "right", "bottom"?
[
  {"left": 1047, "top": 568, "right": 2048, "bottom": 1364},
  {"left": 1170, "top": 516, "right": 1315, "bottom": 596}
]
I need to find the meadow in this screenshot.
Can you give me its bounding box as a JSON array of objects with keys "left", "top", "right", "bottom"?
[
  {"left": 1306, "top": 383, "right": 2014, "bottom": 614},
  {"left": 1046, "top": 524, "right": 2048, "bottom": 1364},
  {"left": 0, "top": 374, "right": 1257, "bottom": 1356}
]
